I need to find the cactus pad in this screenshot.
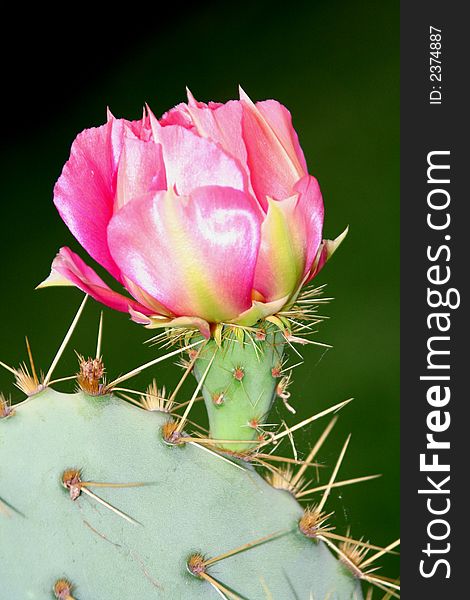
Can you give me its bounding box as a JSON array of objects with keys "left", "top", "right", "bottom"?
[{"left": 0, "top": 389, "right": 362, "bottom": 599}]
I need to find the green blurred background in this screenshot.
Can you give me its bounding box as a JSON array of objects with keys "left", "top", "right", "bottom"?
[{"left": 1, "top": 0, "right": 399, "bottom": 576}]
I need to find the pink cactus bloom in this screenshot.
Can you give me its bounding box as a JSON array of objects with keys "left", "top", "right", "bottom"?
[{"left": 39, "top": 89, "right": 346, "bottom": 338}]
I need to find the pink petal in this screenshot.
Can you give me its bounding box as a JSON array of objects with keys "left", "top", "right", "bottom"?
[
  {"left": 54, "top": 113, "right": 161, "bottom": 282},
  {"left": 253, "top": 175, "right": 324, "bottom": 302},
  {"left": 307, "top": 226, "right": 349, "bottom": 282},
  {"left": 253, "top": 196, "right": 303, "bottom": 302},
  {"left": 126, "top": 109, "right": 153, "bottom": 141},
  {"left": 54, "top": 119, "right": 125, "bottom": 281},
  {"left": 185, "top": 92, "right": 250, "bottom": 185},
  {"left": 294, "top": 175, "right": 325, "bottom": 277},
  {"left": 115, "top": 136, "right": 166, "bottom": 210},
  {"left": 232, "top": 295, "right": 291, "bottom": 327},
  {"left": 107, "top": 186, "right": 261, "bottom": 323},
  {"left": 37, "top": 247, "right": 153, "bottom": 315},
  {"left": 239, "top": 88, "right": 306, "bottom": 208},
  {"left": 255, "top": 99, "right": 308, "bottom": 174},
  {"left": 123, "top": 276, "right": 173, "bottom": 316},
  {"left": 159, "top": 102, "right": 196, "bottom": 130},
  {"left": 151, "top": 124, "right": 248, "bottom": 196},
  {"left": 128, "top": 308, "right": 212, "bottom": 339}
]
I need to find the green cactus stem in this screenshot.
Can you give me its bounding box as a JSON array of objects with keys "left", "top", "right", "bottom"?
[{"left": 192, "top": 325, "right": 287, "bottom": 451}]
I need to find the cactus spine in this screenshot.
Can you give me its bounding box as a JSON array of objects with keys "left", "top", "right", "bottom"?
[{"left": 0, "top": 299, "right": 399, "bottom": 598}]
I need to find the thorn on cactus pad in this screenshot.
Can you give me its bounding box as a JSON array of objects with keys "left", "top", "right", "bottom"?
[
  {"left": 95, "top": 311, "right": 104, "bottom": 359},
  {"left": 43, "top": 295, "right": 89, "bottom": 387},
  {"left": 254, "top": 398, "right": 353, "bottom": 452},
  {"left": 187, "top": 531, "right": 289, "bottom": 598},
  {"left": 187, "top": 553, "right": 207, "bottom": 578},
  {"left": 276, "top": 373, "right": 296, "bottom": 415},
  {"left": 265, "top": 417, "right": 336, "bottom": 497},
  {"left": 255, "top": 328, "right": 266, "bottom": 341},
  {"left": 76, "top": 354, "right": 107, "bottom": 396},
  {"left": 53, "top": 578, "right": 76, "bottom": 600},
  {"left": 298, "top": 501, "right": 401, "bottom": 597},
  {"left": 106, "top": 339, "right": 204, "bottom": 389},
  {"left": 212, "top": 391, "right": 226, "bottom": 406},
  {"left": 325, "top": 536, "right": 401, "bottom": 597},
  {"left": 316, "top": 435, "right": 351, "bottom": 513},
  {"left": 140, "top": 380, "right": 172, "bottom": 412},
  {"left": 0, "top": 393, "right": 15, "bottom": 419},
  {"left": 290, "top": 417, "right": 337, "bottom": 491},
  {"left": 161, "top": 420, "right": 185, "bottom": 445},
  {"left": 298, "top": 506, "right": 335, "bottom": 540},
  {"left": 326, "top": 532, "right": 399, "bottom": 557},
  {"left": 14, "top": 364, "right": 45, "bottom": 396},
  {"left": 61, "top": 468, "right": 142, "bottom": 526},
  {"left": 175, "top": 356, "right": 192, "bottom": 370},
  {"left": 167, "top": 344, "right": 205, "bottom": 409},
  {"left": 175, "top": 346, "right": 216, "bottom": 434},
  {"left": 278, "top": 436, "right": 353, "bottom": 542},
  {"left": 118, "top": 357, "right": 199, "bottom": 413},
  {"left": 201, "top": 529, "right": 290, "bottom": 568},
  {"left": 0, "top": 297, "right": 88, "bottom": 397},
  {"left": 338, "top": 534, "right": 372, "bottom": 579},
  {"left": 232, "top": 366, "right": 245, "bottom": 381},
  {"left": 276, "top": 372, "right": 293, "bottom": 404},
  {"left": 264, "top": 465, "right": 308, "bottom": 497},
  {"left": 0, "top": 341, "right": 45, "bottom": 397},
  {"left": 62, "top": 469, "right": 82, "bottom": 501},
  {"left": 192, "top": 571, "right": 242, "bottom": 599},
  {"left": 296, "top": 473, "right": 381, "bottom": 500},
  {"left": 188, "top": 348, "right": 199, "bottom": 362}
]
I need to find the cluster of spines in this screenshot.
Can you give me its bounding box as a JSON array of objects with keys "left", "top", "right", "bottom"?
[{"left": 0, "top": 293, "right": 400, "bottom": 598}]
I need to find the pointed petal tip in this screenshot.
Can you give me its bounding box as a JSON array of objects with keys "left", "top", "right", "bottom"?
[
  {"left": 38, "top": 247, "right": 154, "bottom": 316},
  {"left": 185, "top": 87, "right": 197, "bottom": 106},
  {"left": 36, "top": 248, "right": 76, "bottom": 290},
  {"left": 329, "top": 225, "right": 349, "bottom": 255},
  {"left": 306, "top": 225, "right": 349, "bottom": 283},
  {"left": 129, "top": 307, "right": 211, "bottom": 339},
  {"left": 147, "top": 105, "right": 160, "bottom": 135},
  {"left": 36, "top": 271, "right": 74, "bottom": 290},
  {"left": 128, "top": 306, "right": 154, "bottom": 326},
  {"left": 233, "top": 294, "right": 290, "bottom": 327},
  {"left": 144, "top": 102, "right": 157, "bottom": 119},
  {"left": 238, "top": 85, "right": 250, "bottom": 102}
]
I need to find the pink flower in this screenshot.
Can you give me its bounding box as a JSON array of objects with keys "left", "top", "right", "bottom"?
[{"left": 39, "top": 90, "right": 346, "bottom": 338}]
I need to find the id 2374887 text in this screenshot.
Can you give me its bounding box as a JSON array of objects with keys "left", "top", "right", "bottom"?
[{"left": 429, "top": 26, "right": 443, "bottom": 105}]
